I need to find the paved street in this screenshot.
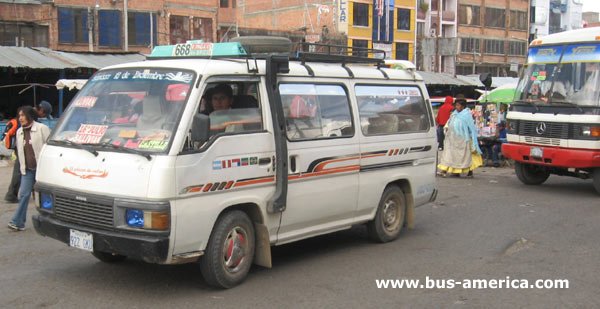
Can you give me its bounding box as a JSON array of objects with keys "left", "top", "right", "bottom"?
[{"left": 1, "top": 160, "right": 599, "bottom": 308}]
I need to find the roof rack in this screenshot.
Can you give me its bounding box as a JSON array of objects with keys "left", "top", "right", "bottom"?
[{"left": 292, "top": 42, "right": 386, "bottom": 66}]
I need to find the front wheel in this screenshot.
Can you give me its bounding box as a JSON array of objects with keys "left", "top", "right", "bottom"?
[
  {"left": 92, "top": 250, "right": 127, "bottom": 263},
  {"left": 200, "top": 210, "right": 255, "bottom": 289},
  {"left": 367, "top": 185, "right": 406, "bottom": 243},
  {"left": 593, "top": 168, "right": 600, "bottom": 195},
  {"left": 515, "top": 162, "right": 550, "bottom": 185}
]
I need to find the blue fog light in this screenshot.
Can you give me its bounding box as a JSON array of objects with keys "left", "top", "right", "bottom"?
[
  {"left": 40, "top": 193, "right": 53, "bottom": 210},
  {"left": 126, "top": 209, "right": 144, "bottom": 228}
]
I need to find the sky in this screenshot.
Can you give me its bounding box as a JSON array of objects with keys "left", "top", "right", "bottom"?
[{"left": 582, "top": 0, "right": 600, "bottom": 13}]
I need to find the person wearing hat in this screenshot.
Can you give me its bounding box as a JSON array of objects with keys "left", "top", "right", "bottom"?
[
  {"left": 437, "top": 96, "right": 483, "bottom": 178},
  {"left": 36, "top": 100, "right": 54, "bottom": 129}
]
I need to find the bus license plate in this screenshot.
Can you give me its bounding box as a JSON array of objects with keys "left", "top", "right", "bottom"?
[
  {"left": 530, "top": 147, "right": 543, "bottom": 158},
  {"left": 70, "top": 229, "right": 93, "bottom": 252}
]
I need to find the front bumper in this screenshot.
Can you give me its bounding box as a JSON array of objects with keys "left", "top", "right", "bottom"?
[
  {"left": 502, "top": 143, "right": 600, "bottom": 168},
  {"left": 33, "top": 214, "right": 170, "bottom": 264}
]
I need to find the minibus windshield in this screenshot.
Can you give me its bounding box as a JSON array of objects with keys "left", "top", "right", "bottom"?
[
  {"left": 515, "top": 44, "right": 600, "bottom": 107},
  {"left": 50, "top": 68, "right": 196, "bottom": 153}
]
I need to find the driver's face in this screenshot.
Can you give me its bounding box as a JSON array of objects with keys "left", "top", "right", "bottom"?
[{"left": 212, "top": 92, "right": 232, "bottom": 111}]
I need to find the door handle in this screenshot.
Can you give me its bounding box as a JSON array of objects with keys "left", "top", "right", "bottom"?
[
  {"left": 259, "top": 157, "right": 272, "bottom": 167},
  {"left": 289, "top": 155, "right": 297, "bottom": 173}
]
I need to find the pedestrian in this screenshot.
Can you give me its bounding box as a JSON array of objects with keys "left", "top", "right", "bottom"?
[
  {"left": 36, "top": 100, "right": 54, "bottom": 128},
  {"left": 3, "top": 115, "right": 20, "bottom": 203},
  {"left": 8, "top": 106, "right": 50, "bottom": 231},
  {"left": 435, "top": 96, "right": 454, "bottom": 151},
  {"left": 437, "top": 97, "right": 483, "bottom": 178}
]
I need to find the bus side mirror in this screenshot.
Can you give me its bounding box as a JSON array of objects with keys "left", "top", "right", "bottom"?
[{"left": 191, "top": 114, "right": 210, "bottom": 145}]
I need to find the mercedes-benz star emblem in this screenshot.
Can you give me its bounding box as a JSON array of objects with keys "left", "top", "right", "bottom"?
[{"left": 536, "top": 122, "right": 547, "bottom": 135}]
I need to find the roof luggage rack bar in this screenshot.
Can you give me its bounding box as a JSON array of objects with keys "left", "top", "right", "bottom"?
[{"left": 293, "top": 42, "right": 386, "bottom": 66}]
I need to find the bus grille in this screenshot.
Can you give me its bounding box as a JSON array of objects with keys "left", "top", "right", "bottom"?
[
  {"left": 516, "top": 120, "right": 569, "bottom": 139},
  {"left": 524, "top": 136, "right": 561, "bottom": 146},
  {"left": 54, "top": 196, "right": 114, "bottom": 229}
]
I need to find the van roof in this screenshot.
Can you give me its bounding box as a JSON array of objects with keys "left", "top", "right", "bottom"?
[
  {"left": 531, "top": 27, "right": 600, "bottom": 46},
  {"left": 102, "top": 58, "right": 423, "bottom": 82}
]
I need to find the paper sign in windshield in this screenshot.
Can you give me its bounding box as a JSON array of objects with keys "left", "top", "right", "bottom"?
[
  {"left": 72, "top": 124, "right": 108, "bottom": 144},
  {"left": 73, "top": 96, "right": 98, "bottom": 108},
  {"left": 138, "top": 140, "right": 168, "bottom": 150}
]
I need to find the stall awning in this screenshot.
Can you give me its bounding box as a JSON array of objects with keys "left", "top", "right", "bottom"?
[
  {"left": 55, "top": 79, "right": 88, "bottom": 90},
  {"left": 456, "top": 75, "right": 519, "bottom": 88},
  {"left": 417, "top": 71, "right": 478, "bottom": 86},
  {"left": 0, "top": 46, "right": 145, "bottom": 70}
]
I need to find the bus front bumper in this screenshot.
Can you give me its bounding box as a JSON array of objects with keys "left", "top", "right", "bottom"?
[
  {"left": 32, "top": 214, "right": 170, "bottom": 264},
  {"left": 502, "top": 143, "right": 600, "bottom": 168}
]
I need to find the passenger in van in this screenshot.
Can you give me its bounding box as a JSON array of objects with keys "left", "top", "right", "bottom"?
[{"left": 210, "top": 84, "right": 234, "bottom": 112}]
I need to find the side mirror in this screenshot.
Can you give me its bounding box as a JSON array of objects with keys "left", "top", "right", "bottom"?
[{"left": 191, "top": 113, "right": 210, "bottom": 145}]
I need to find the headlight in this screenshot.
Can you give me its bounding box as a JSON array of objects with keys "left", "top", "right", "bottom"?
[
  {"left": 125, "top": 208, "right": 170, "bottom": 230},
  {"left": 115, "top": 199, "right": 170, "bottom": 231},
  {"left": 40, "top": 192, "right": 54, "bottom": 211},
  {"left": 580, "top": 126, "right": 600, "bottom": 138},
  {"left": 506, "top": 120, "right": 516, "bottom": 134}
]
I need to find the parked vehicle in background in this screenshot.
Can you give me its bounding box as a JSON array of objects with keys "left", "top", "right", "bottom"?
[
  {"left": 502, "top": 27, "right": 600, "bottom": 194},
  {"left": 32, "top": 39, "right": 438, "bottom": 288}
]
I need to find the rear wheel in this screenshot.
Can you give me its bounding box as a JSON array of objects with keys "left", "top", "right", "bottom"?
[
  {"left": 367, "top": 185, "right": 406, "bottom": 243},
  {"left": 92, "top": 251, "right": 127, "bottom": 263},
  {"left": 515, "top": 162, "right": 550, "bottom": 185},
  {"left": 593, "top": 168, "right": 600, "bottom": 195},
  {"left": 200, "top": 210, "right": 255, "bottom": 289}
]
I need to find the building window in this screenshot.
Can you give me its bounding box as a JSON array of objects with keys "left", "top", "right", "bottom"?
[
  {"left": 170, "top": 15, "right": 190, "bottom": 44},
  {"left": 508, "top": 41, "right": 526, "bottom": 56},
  {"left": 458, "top": 5, "right": 480, "bottom": 26},
  {"left": 485, "top": 8, "right": 506, "bottom": 28},
  {"left": 460, "top": 37, "right": 480, "bottom": 53},
  {"left": 395, "top": 42, "right": 409, "bottom": 60},
  {"left": 397, "top": 9, "right": 411, "bottom": 31},
  {"left": 220, "top": 0, "right": 228, "bottom": 8},
  {"left": 58, "top": 7, "right": 88, "bottom": 44},
  {"left": 192, "top": 17, "right": 213, "bottom": 43},
  {"left": 232, "top": 0, "right": 236, "bottom": 8},
  {"left": 353, "top": 3, "right": 369, "bottom": 27},
  {"left": 510, "top": 10, "right": 527, "bottom": 30},
  {"left": 128, "top": 12, "right": 157, "bottom": 46},
  {"left": 0, "top": 22, "right": 48, "bottom": 47},
  {"left": 352, "top": 39, "right": 369, "bottom": 56},
  {"left": 484, "top": 39, "right": 505, "bottom": 55},
  {"left": 98, "top": 10, "right": 122, "bottom": 47}
]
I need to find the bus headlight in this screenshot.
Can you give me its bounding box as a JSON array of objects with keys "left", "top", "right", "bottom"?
[
  {"left": 40, "top": 192, "right": 54, "bottom": 211},
  {"left": 125, "top": 209, "right": 170, "bottom": 230},
  {"left": 115, "top": 199, "right": 170, "bottom": 231},
  {"left": 580, "top": 126, "right": 600, "bottom": 138}
]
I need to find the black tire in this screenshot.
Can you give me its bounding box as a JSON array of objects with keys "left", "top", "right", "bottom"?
[
  {"left": 367, "top": 185, "right": 406, "bottom": 243},
  {"left": 200, "top": 210, "right": 255, "bottom": 289},
  {"left": 515, "top": 162, "right": 550, "bottom": 185},
  {"left": 92, "top": 251, "right": 127, "bottom": 263},
  {"left": 593, "top": 168, "right": 600, "bottom": 195},
  {"left": 230, "top": 36, "right": 292, "bottom": 53}
]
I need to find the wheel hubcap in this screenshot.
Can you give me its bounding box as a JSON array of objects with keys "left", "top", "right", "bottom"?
[
  {"left": 222, "top": 226, "right": 248, "bottom": 273},
  {"left": 382, "top": 197, "right": 401, "bottom": 232}
]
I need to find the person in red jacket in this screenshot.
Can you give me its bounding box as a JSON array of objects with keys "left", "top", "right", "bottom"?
[{"left": 435, "top": 96, "right": 454, "bottom": 150}]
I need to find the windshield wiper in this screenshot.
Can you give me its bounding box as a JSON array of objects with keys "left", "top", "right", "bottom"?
[
  {"left": 86, "top": 142, "right": 152, "bottom": 161},
  {"left": 548, "top": 100, "right": 584, "bottom": 113},
  {"left": 513, "top": 99, "right": 540, "bottom": 112},
  {"left": 50, "top": 139, "right": 98, "bottom": 156}
]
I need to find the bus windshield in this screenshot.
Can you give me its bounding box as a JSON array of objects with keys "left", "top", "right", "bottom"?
[
  {"left": 516, "top": 44, "right": 600, "bottom": 107},
  {"left": 50, "top": 68, "right": 196, "bottom": 153}
]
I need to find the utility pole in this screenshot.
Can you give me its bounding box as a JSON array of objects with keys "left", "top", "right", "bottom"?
[
  {"left": 124, "top": 0, "right": 128, "bottom": 51},
  {"left": 87, "top": 7, "right": 94, "bottom": 52}
]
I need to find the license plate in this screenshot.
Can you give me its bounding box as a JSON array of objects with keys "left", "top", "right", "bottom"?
[
  {"left": 69, "top": 229, "right": 93, "bottom": 252},
  {"left": 530, "top": 147, "right": 543, "bottom": 158}
]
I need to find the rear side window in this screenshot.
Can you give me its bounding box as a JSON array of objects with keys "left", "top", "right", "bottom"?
[
  {"left": 356, "top": 85, "right": 430, "bottom": 135},
  {"left": 280, "top": 84, "right": 354, "bottom": 140}
]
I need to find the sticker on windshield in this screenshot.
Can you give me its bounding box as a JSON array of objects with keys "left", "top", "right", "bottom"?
[
  {"left": 531, "top": 71, "right": 547, "bottom": 81},
  {"left": 73, "top": 96, "right": 98, "bottom": 109},
  {"left": 138, "top": 140, "right": 168, "bottom": 150},
  {"left": 72, "top": 124, "right": 108, "bottom": 144},
  {"left": 118, "top": 130, "right": 137, "bottom": 139}
]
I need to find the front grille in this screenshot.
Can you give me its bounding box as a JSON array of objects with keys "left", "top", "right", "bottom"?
[
  {"left": 524, "top": 136, "right": 561, "bottom": 146},
  {"left": 517, "top": 120, "right": 570, "bottom": 139},
  {"left": 54, "top": 195, "right": 114, "bottom": 229}
]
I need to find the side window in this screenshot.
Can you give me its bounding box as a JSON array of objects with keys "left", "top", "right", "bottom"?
[
  {"left": 200, "top": 82, "right": 263, "bottom": 135},
  {"left": 279, "top": 83, "right": 353, "bottom": 141},
  {"left": 356, "top": 85, "right": 430, "bottom": 135}
]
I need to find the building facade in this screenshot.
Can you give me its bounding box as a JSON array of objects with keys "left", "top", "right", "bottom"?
[
  {"left": 415, "top": 0, "right": 458, "bottom": 74},
  {"left": 455, "top": 0, "right": 529, "bottom": 77},
  {"left": 529, "top": 0, "right": 583, "bottom": 41}
]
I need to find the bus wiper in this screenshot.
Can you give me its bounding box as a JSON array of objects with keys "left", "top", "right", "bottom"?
[
  {"left": 87, "top": 142, "right": 152, "bottom": 161},
  {"left": 50, "top": 139, "right": 99, "bottom": 156},
  {"left": 513, "top": 99, "right": 540, "bottom": 112},
  {"left": 549, "top": 100, "right": 584, "bottom": 113}
]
